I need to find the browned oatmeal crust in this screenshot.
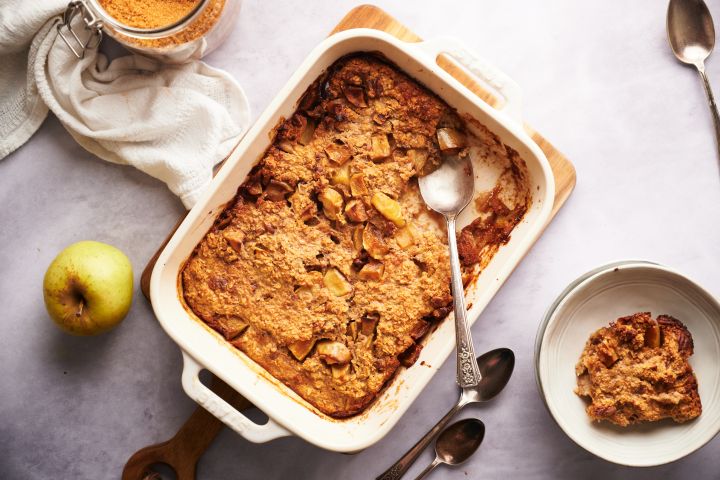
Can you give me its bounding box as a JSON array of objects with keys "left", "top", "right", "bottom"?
[
  {"left": 181, "top": 53, "right": 529, "bottom": 418},
  {"left": 575, "top": 312, "right": 701, "bottom": 426}
]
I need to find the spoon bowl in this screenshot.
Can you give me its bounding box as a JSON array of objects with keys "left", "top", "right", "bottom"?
[
  {"left": 436, "top": 418, "right": 485, "bottom": 465},
  {"left": 475, "top": 347, "right": 516, "bottom": 402},
  {"left": 418, "top": 154, "right": 475, "bottom": 215},
  {"left": 414, "top": 419, "right": 485, "bottom": 480},
  {"left": 668, "top": 0, "right": 715, "bottom": 66}
]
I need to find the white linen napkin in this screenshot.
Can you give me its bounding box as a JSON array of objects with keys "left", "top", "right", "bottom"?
[{"left": 0, "top": 1, "right": 250, "bottom": 208}]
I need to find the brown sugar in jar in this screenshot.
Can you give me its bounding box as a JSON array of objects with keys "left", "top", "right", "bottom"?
[
  {"left": 93, "top": 0, "right": 229, "bottom": 52},
  {"left": 98, "top": 0, "right": 201, "bottom": 29}
]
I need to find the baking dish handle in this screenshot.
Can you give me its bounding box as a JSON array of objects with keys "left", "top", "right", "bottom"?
[
  {"left": 181, "top": 352, "right": 292, "bottom": 443},
  {"left": 412, "top": 36, "right": 523, "bottom": 122}
]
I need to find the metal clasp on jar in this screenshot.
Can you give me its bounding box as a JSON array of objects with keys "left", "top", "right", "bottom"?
[{"left": 58, "top": 1, "right": 104, "bottom": 59}]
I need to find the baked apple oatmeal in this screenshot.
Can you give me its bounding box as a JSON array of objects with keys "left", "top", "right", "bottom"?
[
  {"left": 575, "top": 312, "right": 701, "bottom": 426},
  {"left": 181, "top": 53, "right": 530, "bottom": 417}
]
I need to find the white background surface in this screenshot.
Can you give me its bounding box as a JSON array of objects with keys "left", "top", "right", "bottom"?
[{"left": 1, "top": 1, "right": 719, "bottom": 479}]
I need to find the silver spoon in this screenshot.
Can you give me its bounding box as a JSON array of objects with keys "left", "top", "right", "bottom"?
[
  {"left": 413, "top": 418, "right": 485, "bottom": 480},
  {"left": 377, "top": 348, "right": 514, "bottom": 480},
  {"left": 418, "top": 153, "right": 480, "bottom": 388},
  {"left": 667, "top": 0, "right": 720, "bottom": 159}
]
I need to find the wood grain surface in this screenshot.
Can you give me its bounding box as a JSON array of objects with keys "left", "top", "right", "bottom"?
[
  {"left": 122, "top": 378, "right": 252, "bottom": 480},
  {"left": 127, "top": 4, "right": 576, "bottom": 479}
]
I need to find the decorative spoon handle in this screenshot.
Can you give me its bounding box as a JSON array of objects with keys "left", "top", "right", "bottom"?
[
  {"left": 446, "top": 216, "right": 482, "bottom": 387},
  {"left": 696, "top": 63, "right": 720, "bottom": 163},
  {"left": 376, "top": 402, "right": 463, "bottom": 480}
]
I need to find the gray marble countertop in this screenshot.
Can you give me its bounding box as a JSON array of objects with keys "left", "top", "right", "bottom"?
[{"left": 2, "top": 1, "right": 719, "bottom": 479}]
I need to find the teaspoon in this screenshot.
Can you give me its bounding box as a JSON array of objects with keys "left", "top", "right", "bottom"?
[
  {"left": 413, "top": 418, "right": 485, "bottom": 480},
  {"left": 418, "top": 152, "right": 481, "bottom": 388},
  {"left": 667, "top": 0, "right": 720, "bottom": 160}
]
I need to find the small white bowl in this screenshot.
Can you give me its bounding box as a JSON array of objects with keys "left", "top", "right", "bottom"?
[{"left": 535, "top": 260, "right": 720, "bottom": 466}]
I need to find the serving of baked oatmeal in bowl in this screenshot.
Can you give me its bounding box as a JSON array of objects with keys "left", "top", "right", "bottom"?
[{"left": 535, "top": 261, "right": 720, "bottom": 466}]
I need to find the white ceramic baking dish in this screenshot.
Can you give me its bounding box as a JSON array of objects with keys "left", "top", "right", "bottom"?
[{"left": 150, "top": 29, "right": 555, "bottom": 452}]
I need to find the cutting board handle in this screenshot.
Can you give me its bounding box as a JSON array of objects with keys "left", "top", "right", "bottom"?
[
  {"left": 181, "top": 352, "right": 292, "bottom": 443},
  {"left": 122, "top": 375, "right": 253, "bottom": 480},
  {"left": 411, "top": 36, "right": 523, "bottom": 122}
]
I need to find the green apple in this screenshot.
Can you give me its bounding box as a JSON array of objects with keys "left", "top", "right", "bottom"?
[{"left": 43, "top": 241, "right": 133, "bottom": 335}]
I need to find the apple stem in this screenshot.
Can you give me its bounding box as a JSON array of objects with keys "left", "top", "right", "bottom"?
[{"left": 76, "top": 300, "right": 84, "bottom": 317}]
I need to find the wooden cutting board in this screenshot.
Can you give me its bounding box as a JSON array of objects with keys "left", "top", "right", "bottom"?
[{"left": 127, "top": 4, "right": 576, "bottom": 479}]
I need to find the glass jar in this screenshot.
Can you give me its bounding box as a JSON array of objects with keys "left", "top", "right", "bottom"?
[{"left": 59, "top": 0, "right": 242, "bottom": 63}]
